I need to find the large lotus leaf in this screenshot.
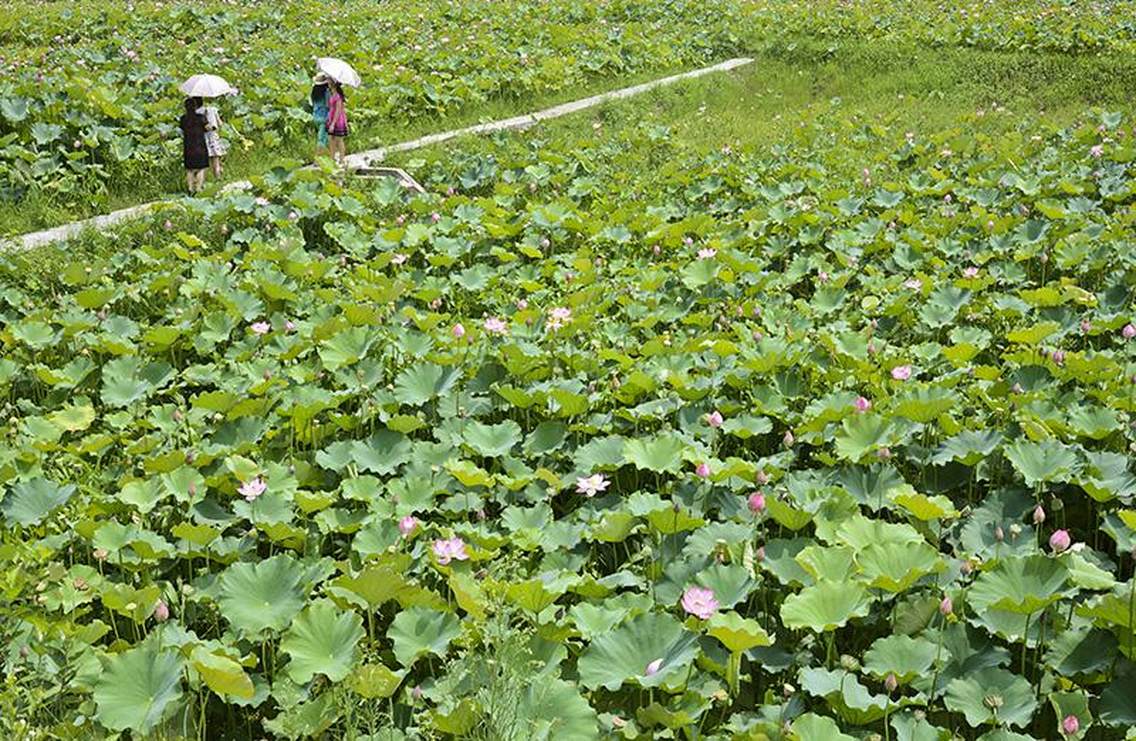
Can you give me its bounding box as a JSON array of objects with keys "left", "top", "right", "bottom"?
[
  {"left": 834, "top": 414, "right": 895, "bottom": 461},
  {"left": 1100, "top": 672, "right": 1136, "bottom": 727},
  {"left": 862, "top": 635, "right": 938, "bottom": 683},
  {"left": 577, "top": 612, "right": 699, "bottom": 691},
  {"left": 706, "top": 611, "right": 773, "bottom": 653},
  {"left": 622, "top": 432, "right": 688, "bottom": 473},
  {"left": 393, "top": 363, "right": 457, "bottom": 406},
  {"left": 694, "top": 562, "right": 756, "bottom": 607},
  {"left": 760, "top": 538, "right": 814, "bottom": 587},
  {"left": 1049, "top": 691, "right": 1091, "bottom": 740},
  {"left": 462, "top": 420, "right": 522, "bottom": 457},
  {"left": 855, "top": 541, "right": 944, "bottom": 592},
  {"left": 798, "top": 667, "right": 889, "bottom": 725},
  {"left": 387, "top": 606, "right": 461, "bottom": 667},
  {"left": 94, "top": 642, "right": 184, "bottom": 733},
  {"left": 893, "top": 386, "right": 959, "bottom": 424},
  {"left": 796, "top": 544, "right": 857, "bottom": 582},
  {"left": 833, "top": 514, "right": 924, "bottom": 551},
  {"left": 349, "top": 664, "right": 406, "bottom": 699},
  {"left": 352, "top": 430, "right": 412, "bottom": 474},
  {"left": 1078, "top": 451, "right": 1136, "bottom": 502},
  {"left": 1, "top": 477, "right": 76, "bottom": 525},
  {"left": 191, "top": 646, "right": 255, "bottom": 701},
  {"left": 1003, "top": 440, "right": 1080, "bottom": 486},
  {"left": 969, "top": 555, "right": 1070, "bottom": 615},
  {"left": 790, "top": 712, "right": 856, "bottom": 741},
  {"left": 217, "top": 555, "right": 307, "bottom": 637},
  {"left": 515, "top": 678, "right": 599, "bottom": 741},
  {"left": 281, "top": 599, "right": 364, "bottom": 684},
  {"left": 932, "top": 429, "right": 1003, "bottom": 466},
  {"left": 318, "top": 326, "right": 374, "bottom": 370},
  {"left": 945, "top": 667, "right": 1037, "bottom": 728},
  {"left": 780, "top": 581, "right": 872, "bottom": 633}
]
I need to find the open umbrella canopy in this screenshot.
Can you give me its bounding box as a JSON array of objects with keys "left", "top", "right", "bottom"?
[
  {"left": 316, "top": 57, "right": 362, "bottom": 88},
  {"left": 179, "top": 74, "right": 235, "bottom": 98}
]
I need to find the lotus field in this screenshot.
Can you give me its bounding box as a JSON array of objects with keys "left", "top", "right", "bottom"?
[{"left": 3, "top": 1, "right": 1136, "bottom": 740}]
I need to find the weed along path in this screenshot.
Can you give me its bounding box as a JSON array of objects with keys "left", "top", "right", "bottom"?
[{"left": 3, "top": 58, "right": 752, "bottom": 254}]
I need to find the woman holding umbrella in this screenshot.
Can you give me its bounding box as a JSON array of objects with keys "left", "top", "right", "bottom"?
[
  {"left": 316, "top": 58, "right": 360, "bottom": 165},
  {"left": 178, "top": 74, "right": 234, "bottom": 185},
  {"left": 311, "top": 72, "right": 331, "bottom": 157},
  {"left": 178, "top": 97, "right": 208, "bottom": 193}
]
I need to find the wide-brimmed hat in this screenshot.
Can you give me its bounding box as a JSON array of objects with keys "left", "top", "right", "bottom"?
[{"left": 312, "top": 72, "right": 331, "bottom": 84}]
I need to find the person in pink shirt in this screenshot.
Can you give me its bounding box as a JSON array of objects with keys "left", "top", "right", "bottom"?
[{"left": 326, "top": 80, "right": 349, "bottom": 164}]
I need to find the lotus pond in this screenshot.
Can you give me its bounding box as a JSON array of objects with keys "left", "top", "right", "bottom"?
[{"left": 4, "top": 4, "right": 1136, "bottom": 741}]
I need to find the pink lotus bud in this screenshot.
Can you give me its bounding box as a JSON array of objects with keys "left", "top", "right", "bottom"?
[
  {"left": 1032, "top": 505, "right": 1045, "bottom": 525},
  {"left": 877, "top": 446, "right": 891, "bottom": 460},
  {"left": 431, "top": 212, "right": 441, "bottom": 223},
  {"left": 939, "top": 596, "right": 953, "bottom": 616},
  {"left": 995, "top": 525, "right": 1004, "bottom": 542},
  {"left": 755, "top": 470, "right": 769, "bottom": 485},
  {"left": 854, "top": 396, "right": 871, "bottom": 413},
  {"left": 1123, "top": 324, "right": 1136, "bottom": 339},
  {"left": 163, "top": 219, "right": 173, "bottom": 231},
  {"left": 755, "top": 545, "right": 765, "bottom": 562},
  {"left": 411, "top": 685, "right": 423, "bottom": 701},
  {"left": 153, "top": 599, "right": 170, "bottom": 622},
  {"left": 1049, "top": 529, "right": 1072, "bottom": 553},
  {"left": 1062, "top": 714, "right": 1079, "bottom": 736},
  {"left": 747, "top": 491, "right": 766, "bottom": 513},
  {"left": 652, "top": 244, "right": 661, "bottom": 255},
  {"left": 1051, "top": 349, "right": 1065, "bottom": 365},
  {"left": 541, "top": 237, "right": 551, "bottom": 249},
  {"left": 885, "top": 673, "right": 898, "bottom": 692},
  {"left": 695, "top": 462, "right": 711, "bottom": 478},
  {"left": 782, "top": 430, "right": 795, "bottom": 448},
  {"left": 516, "top": 299, "right": 528, "bottom": 310},
  {"left": 707, "top": 410, "right": 724, "bottom": 428},
  {"left": 452, "top": 323, "right": 465, "bottom": 339},
  {"left": 398, "top": 515, "right": 417, "bottom": 537},
  {"left": 1080, "top": 319, "right": 1092, "bottom": 333},
  {"left": 645, "top": 658, "right": 663, "bottom": 676}
]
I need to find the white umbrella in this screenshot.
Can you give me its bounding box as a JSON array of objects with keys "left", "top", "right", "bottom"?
[
  {"left": 316, "top": 57, "right": 361, "bottom": 88},
  {"left": 179, "top": 74, "right": 235, "bottom": 98}
]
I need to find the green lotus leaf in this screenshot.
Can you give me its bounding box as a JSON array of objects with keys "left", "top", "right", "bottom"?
[
  {"left": 1, "top": 477, "right": 76, "bottom": 526},
  {"left": 525, "top": 421, "right": 567, "bottom": 454},
  {"left": 855, "top": 540, "right": 944, "bottom": 592},
  {"left": 834, "top": 414, "right": 895, "bottom": 461},
  {"left": 834, "top": 514, "right": 924, "bottom": 551},
  {"left": 893, "top": 386, "right": 959, "bottom": 424},
  {"left": 790, "top": 712, "right": 856, "bottom": 741},
  {"left": 1050, "top": 691, "right": 1090, "bottom": 739},
  {"left": 760, "top": 538, "right": 814, "bottom": 587},
  {"left": 862, "top": 634, "right": 938, "bottom": 683},
  {"left": 577, "top": 612, "right": 699, "bottom": 691},
  {"left": 191, "top": 646, "right": 255, "bottom": 700},
  {"left": 969, "top": 555, "right": 1070, "bottom": 615},
  {"left": 694, "top": 562, "right": 756, "bottom": 607},
  {"left": 463, "top": 419, "right": 522, "bottom": 457},
  {"left": 318, "top": 326, "right": 374, "bottom": 370},
  {"left": 516, "top": 678, "right": 599, "bottom": 741},
  {"left": 796, "top": 544, "right": 857, "bottom": 582},
  {"left": 350, "top": 664, "right": 405, "bottom": 699},
  {"left": 387, "top": 606, "right": 461, "bottom": 667},
  {"left": 281, "top": 599, "right": 364, "bottom": 684},
  {"left": 781, "top": 581, "right": 872, "bottom": 633},
  {"left": 1003, "top": 440, "right": 1080, "bottom": 486},
  {"left": 933, "top": 429, "right": 1002, "bottom": 466},
  {"left": 217, "top": 555, "right": 307, "bottom": 637},
  {"left": 1100, "top": 672, "right": 1136, "bottom": 727},
  {"left": 798, "top": 667, "right": 890, "bottom": 725},
  {"left": 706, "top": 611, "right": 773, "bottom": 653},
  {"left": 944, "top": 667, "right": 1037, "bottom": 728},
  {"left": 94, "top": 642, "right": 184, "bottom": 733},
  {"left": 393, "top": 363, "right": 457, "bottom": 406},
  {"left": 352, "top": 429, "right": 412, "bottom": 474},
  {"left": 623, "top": 432, "right": 688, "bottom": 473}
]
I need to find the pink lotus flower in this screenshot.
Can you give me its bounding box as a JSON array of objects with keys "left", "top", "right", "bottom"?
[
  {"left": 939, "top": 596, "right": 953, "bottom": 616},
  {"left": 431, "top": 212, "right": 441, "bottom": 223},
  {"left": 391, "top": 253, "right": 409, "bottom": 265},
  {"left": 644, "top": 658, "right": 663, "bottom": 676},
  {"left": 963, "top": 266, "right": 979, "bottom": 278},
  {"left": 153, "top": 599, "right": 170, "bottom": 622},
  {"left": 1123, "top": 323, "right": 1136, "bottom": 339},
  {"left": 697, "top": 247, "right": 717, "bottom": 260},
  {"left": 284, "top": 320, "right": 296, "bottom": 332},
  {"left": 239, "top": 477, "right": 266, "bottom": 502},
  {"left": 515, "top": 299, "right": 528, "bottom": 310},
  {"left": 747, "top": 491, "right": 766, "bottom": 513},
  {"left": 451, "top": 323, "right": 466, "bottom": 339},
  {"left": 681, "top": 586, "right": 719, "bottom": 619},
  {"left": 891, "top": 365, "right": 913, "bottom": 381},
  {"left": 1090, "top": 145, "right": 1104, "bottom": 158},
  {"left": 546, "top": 307, "right": 572, "bottom": 330},
  {"left": 1062, "top": 714, "right": 1080, "bottom": 736},
  {"left": 575, "top": 473, "right": 610, "bottom": 497},
  {"left": 684, "top": 237, "right": 694, "bottom": 246},
  {"left": 398, "top": 515, "right": 418, "bottom": 537},
  {"left": 432, "top": 537, "right": 469, "bottom": 565},
  {"left": 904, "top": 278, "right": 923, "bottom": 290},
  {"left": 250, "top": 321, "right": 271, "bottom": 335},
  {"left": 1049, "top": 529, "right": 1072, "bottom": 553},
  {"left": 695, "top": 462, "right": 711, "bottom": 478},
  {"left": 854, "top": 396, "right": 872, "bottom": 413},
  {"left": 817, "top": 271, "right": 829, "bottom": 283},
  {"left": 483, "top": 316, "right": 508, "bottom": 335},
  {"left": 706, "top": 410, "right": 724, "bottom": 428}
]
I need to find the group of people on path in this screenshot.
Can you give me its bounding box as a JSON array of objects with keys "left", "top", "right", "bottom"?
[{"left": 178, "top": 70, "right": 351, "bottom": 194}]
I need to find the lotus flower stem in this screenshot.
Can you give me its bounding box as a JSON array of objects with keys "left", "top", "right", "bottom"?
[
  {"left": 1034, "top": 608, "right": 1047, "bottom": 701},
  {"left": 1020, "top": 610, "right": 1032, "bottom": 677}
]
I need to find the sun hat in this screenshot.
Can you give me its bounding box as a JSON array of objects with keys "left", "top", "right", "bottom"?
[{"left": 313, "top": 72, "right": 330, "bottom": 84}]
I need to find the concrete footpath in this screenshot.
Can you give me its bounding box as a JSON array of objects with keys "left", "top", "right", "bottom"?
[{"left": 3, "top": 58, "right": 753, "bottom": 253}]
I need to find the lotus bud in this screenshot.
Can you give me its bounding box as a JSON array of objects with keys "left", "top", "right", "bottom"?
[
  {"left": 840, "top": 654, "right": 860, "bottom": 672},
  {"left": 451, "top": 323, "right": 465, "bottom": 339},
  {"left": 960, "top": 559, "right": 975, "bottom": 575},
  {"left": 645, "top": 658, "right": 663, "bottom": 676},
  {"left": 854, "top": 396, "right": 872, "bottom": 413},
  {"left": 939, "top": 596, "right": 953, "bottom": 616},
  {"left": 411, "top": 685, "right": 423, "bottom": 701},
  {"left": 876, "top": 446, "right": 891, "bottom": 460},
  {"left": 747, "top": 491, "right": 766, "bottom": 513},
  {"left": 1062, "top": 714, "right": 1079, "bottom": 736},
  {"left": 1051, "top": 349, "right": 1065, "bottom": 365},
  {"left": 1123, "top": 324, "right": 1136, "bottom": 340},
  {"left": 1050, "top": 497, "right": 1064, "bottom": 512},
  {"left": 695, "top": 462, "right": 711, "bottom": 478},
  {"left": 173, "top": 409, "right": 184, "bottom": 422},
  {"left": 884, "top": 673, "right": 898, "bottom": 693},
  {"left": 755, "top": 545, "right": 765, "bottom": 562},
  {"left": 1032, "top": 505, "right": 1045, "bottom": 525},
  {"left": 994, "top": 525, "right": 1004, "bottom": 542},
  {"left": 1049, "top": 529, "right": 1072, "bottom": 553},
  {"left": 1011, "top": 383, "right": 1023, "bottom": 395},
  {"left": 188, "top": 482, "right": 197, "bottom": 497},
  {"left": 782, "top": 683, "right": 795, "bottom": 699},
  {"left": 782, "top": 430, "right": 795, "bottom": 448},
  {"left": 398, "top": 515, "right": 417, "bottom": 537},
  {"left": 1009, "top": 523, "right": 1022, "bottom": 539},
  {"left": 707, "top": 410, "right": 724, "bottom": 428},
  {"left": 1081, "top": 319, "right": 1092, "bottom": 333},
  {"left": 153, "top": 599, "right": 170, "bottom": 622},
  {"left": 541, "top": 238, "right": 551, "bottom": 249}
]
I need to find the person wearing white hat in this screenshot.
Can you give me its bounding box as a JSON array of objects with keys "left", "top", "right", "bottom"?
[{"left": 310, "top": 72, "right": 331, "bottom": 158}]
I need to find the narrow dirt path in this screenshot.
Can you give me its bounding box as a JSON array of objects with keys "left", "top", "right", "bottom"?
[{"left": 2, "top": 58, "right": 752, "bottom": 253}]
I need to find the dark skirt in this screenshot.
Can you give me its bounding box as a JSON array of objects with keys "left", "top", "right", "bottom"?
[{"left": 180, "top": 113, "right": 209, "bottom": 170}]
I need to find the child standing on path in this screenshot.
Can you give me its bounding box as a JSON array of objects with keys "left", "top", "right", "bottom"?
[
  {"left": 311, "top": 73, "right": 330, "bottom": 158},
  {"left": 179, "top": 97, "right": 208, "bottom": 193},
  {"left": 197, "top": 101, "right": 229, "bottom": 179},
  {"left": 326, "top": 80, "right": 349, "bottom": 164}
]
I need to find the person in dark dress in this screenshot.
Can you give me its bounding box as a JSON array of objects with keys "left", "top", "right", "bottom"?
[{"left": 179, "top": 97, "right": 208, "bottom": 193}]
